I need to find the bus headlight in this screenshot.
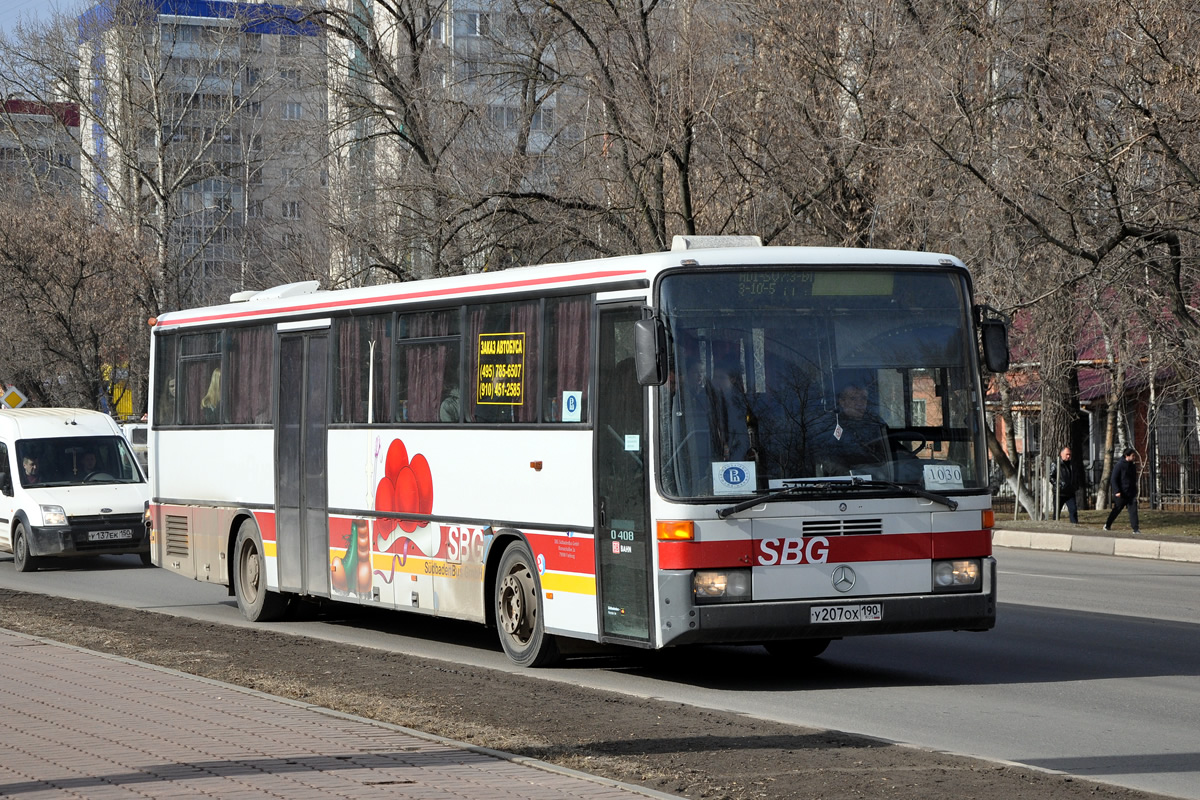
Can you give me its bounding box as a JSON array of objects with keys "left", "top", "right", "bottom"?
[
  {"left": 933, "top": 559, "right": 980, "bottom": 592},
  {"left": 40, "top": 505, "right": 68, "bottom": 527},
  {"left": 693, "top": 569, "right": 752, "bottom": 604}
]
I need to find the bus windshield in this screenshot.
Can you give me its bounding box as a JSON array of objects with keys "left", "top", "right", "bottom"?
[{"left": 657, "top": 268, "right": 983, "bottom": 499}]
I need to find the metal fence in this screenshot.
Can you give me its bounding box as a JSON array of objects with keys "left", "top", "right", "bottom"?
[{"left": 991, "top": 454, "right": 1200, "bottom": 517}]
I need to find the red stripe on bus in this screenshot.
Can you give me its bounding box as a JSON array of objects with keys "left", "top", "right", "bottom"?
[
  {"left": 525, "top": 531, "right": 596, "bottom": 575},
  {"left": 932, "top": 528, "right": 992, "bottom": 558},
  {"left": 658, "top": 529, "right": 991, "bottom": 570},
  {"left": 253, "top": 510, "right": 276, "bottom": 543},
  {"left": 158, "top": 268, "right": 647, "bottom": 328}
]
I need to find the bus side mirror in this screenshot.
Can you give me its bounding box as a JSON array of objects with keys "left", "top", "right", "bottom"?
[
  {"left": 634, "top": 318, "right": 667, "bottom": 386},
  {"left": 981, "top": 319, "right": 1010, "bottom": 373}
]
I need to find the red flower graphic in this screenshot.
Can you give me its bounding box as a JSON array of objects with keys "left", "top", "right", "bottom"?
[{"left": 374, "top": 439, "right": 434, "bottom": 541}]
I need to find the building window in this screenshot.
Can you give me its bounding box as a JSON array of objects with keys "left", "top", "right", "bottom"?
[
  {"left": 247, "top": 199, "right": 263, "bottom": 219},
  {"left": 283, "top": 101, "right": 303, "bottom": 120},
  {"left": 911, "top": 399, "right": 927, "bottom": 426},
  {"left": 279, "top": 35, "right": 301, "bottom": 55},
  {"left": 282, "top": 200, "right": 300, "bottom": 219},
  {"left": 454, "top": 11, "right": 491, "bottom": 37}
]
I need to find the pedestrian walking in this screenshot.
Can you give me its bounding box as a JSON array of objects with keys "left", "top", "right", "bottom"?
[
  {"left": 1050, "top": 446, "right": 1082, "bottom": 524},
  {"left": 1104, "top": 448, "right": 1140, "bottom": 534}
]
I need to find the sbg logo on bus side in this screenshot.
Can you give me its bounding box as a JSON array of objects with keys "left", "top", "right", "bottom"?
[{"left": 756, "top": 536, "right": 830, "bottom": 566}]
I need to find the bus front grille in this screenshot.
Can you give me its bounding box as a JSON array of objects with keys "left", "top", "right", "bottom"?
[
  {"left": 802, "top": 518, "right": 883, "bottom": 536},
  {"left": 165, "top": 515, "right": 190, "bottom": 557}
]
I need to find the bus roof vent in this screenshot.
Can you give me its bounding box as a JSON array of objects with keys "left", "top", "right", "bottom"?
[
  {"left": 231, "top": 280, "right": 321, "bottom": 303},
  {"left": 671, "top": 235, "right": 763, "bottom": 251}
]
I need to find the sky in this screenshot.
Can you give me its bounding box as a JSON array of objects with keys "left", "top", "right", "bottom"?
[{"left": 0, "top": 0, "right": 86, "bottom": 35}]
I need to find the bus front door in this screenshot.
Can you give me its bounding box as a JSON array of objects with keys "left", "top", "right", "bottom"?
[
  {"left": 594, "top": 306, "right": 652, "bottom": 645},
  {"left": 276, "top": 332, "right": 330, "bottom": 598}
]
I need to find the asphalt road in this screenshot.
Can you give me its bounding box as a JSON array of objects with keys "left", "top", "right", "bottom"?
[{"left": 1, "top": 546, "right": 1198, "bottom": 799}]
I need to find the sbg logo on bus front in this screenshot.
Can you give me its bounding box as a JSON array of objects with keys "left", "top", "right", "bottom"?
[{"left": 755, "top": 536, "right": 830, "bottom": 566}]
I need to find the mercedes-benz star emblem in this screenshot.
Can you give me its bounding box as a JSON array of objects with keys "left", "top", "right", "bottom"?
[{"left": 831, "top": 565, "right": 856, "bottom": 593}]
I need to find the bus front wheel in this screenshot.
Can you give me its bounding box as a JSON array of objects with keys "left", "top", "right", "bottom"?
[
  {"left": 495, "top": 541, "right": 559, "bottom": 667},
  {"left": 233, "top": 520, "right": 287, "bottom": 622}
]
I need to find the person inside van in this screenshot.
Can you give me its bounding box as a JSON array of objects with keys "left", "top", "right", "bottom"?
[
  {"left": 21, "top": 456, "right": 40, "bottom": 486},
  {"left": 80, "top": 450, "right": 99, "bottom": 476}
]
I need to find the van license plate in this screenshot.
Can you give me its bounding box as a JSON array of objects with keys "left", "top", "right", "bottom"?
[
  {"left": 811, "top": 603, "right": 882, "bottom": 623},
  {"left": 88, "top": 529, "right": 132, "bottom": 541}
]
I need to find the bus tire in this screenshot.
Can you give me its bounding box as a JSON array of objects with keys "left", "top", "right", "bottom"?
[
  {"left": 13, "top": 523, "right": 38, "bottom": 573},
  {"left": 495, "top": 541, "right": 559, "bottom": 667},
  {"left": 233, "top": 520, "right": 287, "bottom": 622},
  {"left": 765, "top": 638, "right": 832, "bottom": 660}
]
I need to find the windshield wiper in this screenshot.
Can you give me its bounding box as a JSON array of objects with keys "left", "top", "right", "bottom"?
[{"left": 716, "top": 476, "right": 958, "bottom": 519}]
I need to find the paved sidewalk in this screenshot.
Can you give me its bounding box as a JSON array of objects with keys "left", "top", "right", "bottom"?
[
  {"left": 0, "top": 629, "right": 677, "bottom": 800},
  {"left": 993, "top": 527, "right": 1200, "bottom": 563}
]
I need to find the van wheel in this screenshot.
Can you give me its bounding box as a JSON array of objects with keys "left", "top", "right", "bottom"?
[
  {"left": 233, "top": 520, "right": 287, "bottom": 622},
  {"left": 495, "top": 541, "right": 559, "bottom": 667},
  {"left": 13, "top": 524, "right": 38, "bottom": 573}
]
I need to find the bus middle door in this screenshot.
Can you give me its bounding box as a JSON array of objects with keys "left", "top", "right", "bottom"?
[{"left": 276, "top": 327, "right": 330, "bottom": 599}]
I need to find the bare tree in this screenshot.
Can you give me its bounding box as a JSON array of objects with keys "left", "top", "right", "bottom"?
[{"left": 0, "top": 193, "right": 152, "bottom": 412}]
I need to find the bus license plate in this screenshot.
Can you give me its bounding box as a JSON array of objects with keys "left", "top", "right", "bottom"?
[
  {"left": 811, "top": 603, "right": 882, "bottom": 624},
  {"left": 88, "top": 529, "right": 133, "bottom": 542}
]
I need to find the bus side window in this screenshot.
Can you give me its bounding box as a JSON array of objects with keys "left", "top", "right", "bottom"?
[
  {"left": 543, "top": 296, "right": 590, "bottom": 423},
  {"left": 467, "top": 300, "right": 539, "bottom": 424},
  {"left": 395, "top": 310, "right": 461, "bottom": 423},
  {"left": 228, "top": 325, "right": 273, "bottom": 424}
]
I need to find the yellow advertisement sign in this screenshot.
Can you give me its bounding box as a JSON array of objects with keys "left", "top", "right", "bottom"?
[{"left": 477, "top": 333, "right": 525, "bottom": 405}]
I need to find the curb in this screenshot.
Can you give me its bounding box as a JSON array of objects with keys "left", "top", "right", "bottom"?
[{"left": 992, "top": 528, "right": 1200, "bottom": 563}]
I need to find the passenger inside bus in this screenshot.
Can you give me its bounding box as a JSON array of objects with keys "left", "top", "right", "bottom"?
[{"left": 818, "top": 381, "right": 890, "bottom": 478}]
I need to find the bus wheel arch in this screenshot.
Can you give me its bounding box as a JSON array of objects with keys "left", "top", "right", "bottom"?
[
  {"left": 490, "top": 532, "right": 559, "bottom": 668},
  {"left": 232, "top": 517, "right": 287, "bottom": 622}
]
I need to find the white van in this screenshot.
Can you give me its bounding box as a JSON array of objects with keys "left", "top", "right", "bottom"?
[{"left": 0, "top": 408, "right": 151, "bottom": 571}]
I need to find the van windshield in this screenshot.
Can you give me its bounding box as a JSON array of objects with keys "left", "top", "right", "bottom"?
[{"left": 15, "top": 436, "right": 145, "bottom": 488}]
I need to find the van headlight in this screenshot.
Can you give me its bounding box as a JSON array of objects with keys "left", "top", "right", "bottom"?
[
  {"left": 40, "top": 505, "right": 68, "bottom": 527},
  {"left": 933, "top": 559, "right": 980, "bottom": 592},
  {"left": 693, "top": 569, "right": 752, "bottom": 604}
]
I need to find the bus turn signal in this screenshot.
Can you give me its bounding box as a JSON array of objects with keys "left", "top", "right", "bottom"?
[{"left": 656, "top": 520, "right": 694, "bottom": 541}]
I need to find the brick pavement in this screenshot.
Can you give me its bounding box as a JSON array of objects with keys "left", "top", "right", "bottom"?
[{"left": 0, "top": 629, "right": 678, "bottom": 800}]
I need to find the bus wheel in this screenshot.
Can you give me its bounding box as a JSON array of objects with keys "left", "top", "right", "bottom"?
[
  {"left": 495, "top": 541, "right": 559, "bottom": 667},
  {"left": 765, "top": 639, "right": 832, "bottom": 659},
  {"left": 13, "top": 523, "right": 38, "bottom": 573},
  {"left": 233, "top": 520, "right": 287, "bottom": 622}
]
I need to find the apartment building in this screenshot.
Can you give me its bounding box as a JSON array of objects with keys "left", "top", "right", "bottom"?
[{"left": 76, "top": 0, "right": 327, "bottom": 307}]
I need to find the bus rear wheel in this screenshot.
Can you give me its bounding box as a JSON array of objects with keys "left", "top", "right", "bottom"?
[
  {"left": 495, "top": 541, "right": 559, "bottom": 668},
  {"left": 233, "top": 520, "right": 287, "bottom": 622}
]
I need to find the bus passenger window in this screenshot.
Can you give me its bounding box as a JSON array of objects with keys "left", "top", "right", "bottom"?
[{"left": 543, "top": 296, "right": 590, "bottom": 423}]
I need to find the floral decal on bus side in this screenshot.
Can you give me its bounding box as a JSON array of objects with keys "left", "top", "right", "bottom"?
[{"left": 374, "top": 438, "right": 435, "bottom": 552}]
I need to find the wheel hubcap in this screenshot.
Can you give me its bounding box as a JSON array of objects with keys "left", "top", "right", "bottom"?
[{"left": 499, "top": 574, "right": 525, "bottom": 635}]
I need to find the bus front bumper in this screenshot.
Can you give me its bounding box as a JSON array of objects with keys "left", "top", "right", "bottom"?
[{"left": 659, "top": 558, "right": 997, "bottom": 648}]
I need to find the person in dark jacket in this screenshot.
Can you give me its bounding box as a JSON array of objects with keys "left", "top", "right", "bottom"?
[
  {"left": 1104, "top": 448, "right": 1140, "bottom": 534},
  {"left": 1050, "top": 446, "right": 1082, "bottom": 524}
]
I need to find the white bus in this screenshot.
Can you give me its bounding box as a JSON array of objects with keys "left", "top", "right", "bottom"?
[{"left": 148, "top": 238, "right": 1008, "bottom": 666}]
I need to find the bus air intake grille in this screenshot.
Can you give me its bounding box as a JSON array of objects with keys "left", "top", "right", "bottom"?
[
  {"left": 165, "top": 515, "right": 190, "bottom": 557},
  {"left": 802, "top": 518, "right": 883, "bottom": 536}
]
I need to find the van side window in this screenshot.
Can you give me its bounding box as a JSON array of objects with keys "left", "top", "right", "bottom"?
[{"left": 0, "top": 442, "right": 10, "bottom": 496}]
